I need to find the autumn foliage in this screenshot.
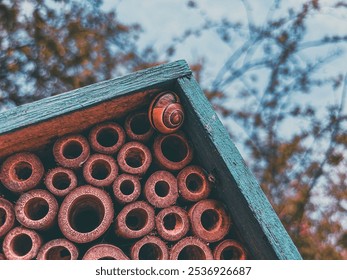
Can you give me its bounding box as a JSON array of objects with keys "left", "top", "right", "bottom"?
[{"left": 0, "top": 0, "right": 346, "bottom": 259}]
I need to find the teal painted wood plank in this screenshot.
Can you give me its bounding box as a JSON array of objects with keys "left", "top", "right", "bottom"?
[
  {"left": 0, "top": 59, "right": 301, "bottom": 259},
  {"left": 0, "top": 60, "right": 191, "bottom": 135},
  {"left": 177, "top": 75, "right": 302, "bottom": 260}
]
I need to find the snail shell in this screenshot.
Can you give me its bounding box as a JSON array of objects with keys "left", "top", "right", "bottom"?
[{"left": 148, "top": 91, "right": 185, "bottom": 134}]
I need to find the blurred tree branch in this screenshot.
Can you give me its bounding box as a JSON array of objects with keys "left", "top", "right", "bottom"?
[
  {"left": 0, "top": 0, "right": 346, "bottom": 259},
  {"left": 180, "top": 0, "right": 347, "bottom": 259},
  {"left": 0, "top": 0, "right": 159, "bottom": 109}
]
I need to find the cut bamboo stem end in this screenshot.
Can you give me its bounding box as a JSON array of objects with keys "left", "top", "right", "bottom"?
[
  {"left": 83, "top": 154, "right": 118, "bottom": 188},
  {"left": 0, "top": 152, "right": 44, "bottom": 193},
  {"left": 155, "top": 206, "right": 189, "bottom": 242},
  {"left": 37, "top": 238, "right": 79, "bottom": 260},
  {"left": 53, "top": 134, "right": 90, "bottom": 169},
  {"left": 169, "top": 236, "right": 213, "bottom": 260},
  {"left": 115, "top": 201, "right": 155, "bottom": 239},
  {"left": 44, "top": 167, "right": 78, "bottom": 197},
  {"left": 144, "top": 170, "right": 178, "bottom": 208},
  {"left": 117, "top": 142, "right": 152, "bottom": 175},
  {"left": 130, "top": 236, "right": 169, "bottom": 260},
  {"left": 89, "top": 122, "right": 126, "bottom": 155},
  {"left": 153, "top": 132, "right": 193, "bottom": 171},
  {"left": 188, "top": 199, "right": 231, "bottom": 243},
  {"left": 3, "top": 227, "right": 42, "bottom": 260},
  {"left": 213, "top": 239, "right": 247, "bottom": 260},
  {"left": 124, "top": 111, "right": 154, "bottom": 143},
  {"left": 15, "top": 189, "right": 58, "bottom": 231},
  {"left": 177, "top": 165, "right": 211, "bottom": 202},
  {"left": 0, "top": 87, "right": 249, "bottom": 260},
  {"left": 83, "top": 244, "right": 129, "bottom": 260},
  {"left": 0, "top": 198, "right": 15, "bottom": 238},
  {"left": 58, "top": 185, "right": 114, "bottom": 243},
  {"left": 112, "top": 174, "right": 141, "bottom": 205}
]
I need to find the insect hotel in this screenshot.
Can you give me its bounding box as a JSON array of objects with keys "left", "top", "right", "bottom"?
[{"left": 0, "top": 60, "right": 302, "bottom": 260}]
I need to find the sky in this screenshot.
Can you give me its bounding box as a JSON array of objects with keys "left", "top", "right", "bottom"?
[
  {"left": 5, "top": 0, "right": 345, "bottom": 230},
  {"left": 101, "top": 0, "right": 347, "bottom": 230},
  {"left": 103, "top": 1, "right": 347, "bottom": 128},
  {"left": 103, "top": 0, "right": 347, "bottom": 87},
  {"left": 102, "top": 0, "right": 347, "bottom": 149}
]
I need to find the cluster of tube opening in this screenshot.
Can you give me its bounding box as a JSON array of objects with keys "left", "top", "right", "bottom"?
[{"left": 0, "top": 97, "right": 247, "bottom": 260}]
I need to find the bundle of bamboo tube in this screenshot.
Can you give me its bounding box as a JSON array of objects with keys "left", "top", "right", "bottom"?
[{"left": 0, "top": 91, "right": 247, "bottom": 260}]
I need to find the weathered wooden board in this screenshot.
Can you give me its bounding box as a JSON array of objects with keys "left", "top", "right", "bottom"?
[
  {"left": 0, "top": 89, "right": 156, "bottom": 158},
  {"left": 0, "top": 59, "right": 301, "bottom": 260},
  {"left": 0, "top": 60, "right": 191, "bottom": 159},
  {"left": 176, "top": 75, "right": 302, "bottom": 260}
]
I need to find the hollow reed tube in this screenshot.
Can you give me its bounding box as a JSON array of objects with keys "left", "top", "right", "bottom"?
[
  {"left": 114, "top": 201, "right": 154, "bottom": 239},
  {"left": 177, "top": 165, "right": 211, "bottom": 202},
  {"left": 44, "top": 167, "right": 78, "bottom": 197},
  {"left": 83, "top": 154, "right": 118, "bottom": 188},
  {"left": 89, "top": 122, "right": 126, "bottom": 155},
  {"left": 124, "top": 111, "right": 154, "bottom": 143},
  {"left": 0, "top": 197, "right": 15, "bottom": 238},
  {"left": 144, "top": 170, "right": 178, "bottom": 208},
  {"left": 2, "top": 227, "right": 42, "bottom": 260},
  {"left": 53, "top": 134, "right": 90, "bottom": 169},
  {"left": 213, "top": 239, "right": 247, "bottom": 260},
  {"left": 37, "top": 238, "right": 78, "bottom": 260},
  {"left": 169, "top": 236, "right": 213, "bottom": 260},
  {"left": 117, "top": 142, "right": 152, "bottom": 175},
  {"left": 0, "top": 152, "right": 44, "bottom": 193},
  {"left": 58, "top": 185, "right": 114, "bottom": 243},
  {"left": 15, "top": 189, "right": 58, "bottom": 230},
  {"left": 112, "top": 174, "right": 141, "bottom": 205},
  {"left": 188, "top": 199, "right": 231, "bottom": 243},
  {"left": 82, "top": 244, "right": 129, "bottom": 260},
  {"left": 130, "top": 236, "right": 169, "bottom": 260},
  {"left": 155, "top": 206, "right": 189, "bottom": 242},
  {"left": 153, "top": 132, "right": 193, "bottom": 171}
]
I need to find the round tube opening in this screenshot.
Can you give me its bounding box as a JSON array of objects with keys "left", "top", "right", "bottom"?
[
  {"left": 138, "top": 243, "right": 162, "bottom": 260},
  {"left": 69, "top": 195, "right": 105, "bottom": 233},
  {"left": 25, "top": 198, "right": 49, "bottom": 221},
  {"left": 120, "top": 180, "right": 135, "bottom": 195},
  {"left": 11, "top": 234, "right": 33, "bottom": 256},
  {"left": 14, "top": 162, "right": 33, "bottom": 181},
  {"left": 125, "top": 209, "right": 148, "bottom": 231},
  {"left": 178, "top": 245, "right": 205, "bottom": 260},
  {"left": 154, "top": 181, "right": 170, "bottom": 197},
  {"left": 186, "top": 173, "right": 203, "bottom": 192},
  {"left": 130, "top": 114, "right": 151, "bottom": 135},
  {"left": 45, "top": 246, "right": 71, "bottom": 260},
  {"left": 221, "top": 247, "right": 242, "bottom": 260},
  {"left": 91, "top": 160, "right": 111, "bottom": 180},
  {"left": 96, "top": 128, "right": 119, "bottom": 147},
  {"left": 125, "top": 149, "right": 145, "bottom": 168},
  {"left": 52, "top": 172, "right": 71, "bottom": 190},
  {"left": 161, "top": 136, "right": 188, "bottom": 162},
  {"left": 163, "top": 213, "right": 182, "bottom": 231},
  {"left": 62, "top": 141, "right": 83, "bottom": 159},
  {"left": 0, "top": 208, "right": 6, "bottom": 227},
  {"left": 201, "top": 209, "right": 219, "bottom": 231}
]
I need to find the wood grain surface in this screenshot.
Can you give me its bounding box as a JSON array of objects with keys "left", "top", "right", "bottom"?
[
  {"left": 0, "top": 60, "right": 191, "bottom": 159},
  {"left": 0, "top": 59, "right": 301, "bottom": 260},
  {"left": 177, "top": 75, "right": 302, "bottom": 260}
]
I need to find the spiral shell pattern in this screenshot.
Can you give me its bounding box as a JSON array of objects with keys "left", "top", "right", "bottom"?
[{"left": 149, "top": 91, "right": 184, "bottom": 134}]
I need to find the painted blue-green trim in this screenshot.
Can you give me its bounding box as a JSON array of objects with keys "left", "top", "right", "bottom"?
[
  {"left": 177, "top": 75, "right": 302, "bottom": 260},
  {"left": 0, "top": 60, "right": 191, "bottom": 135},
  {"left": 0, "top": 59, "right": 301, "bottom": 259}
]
